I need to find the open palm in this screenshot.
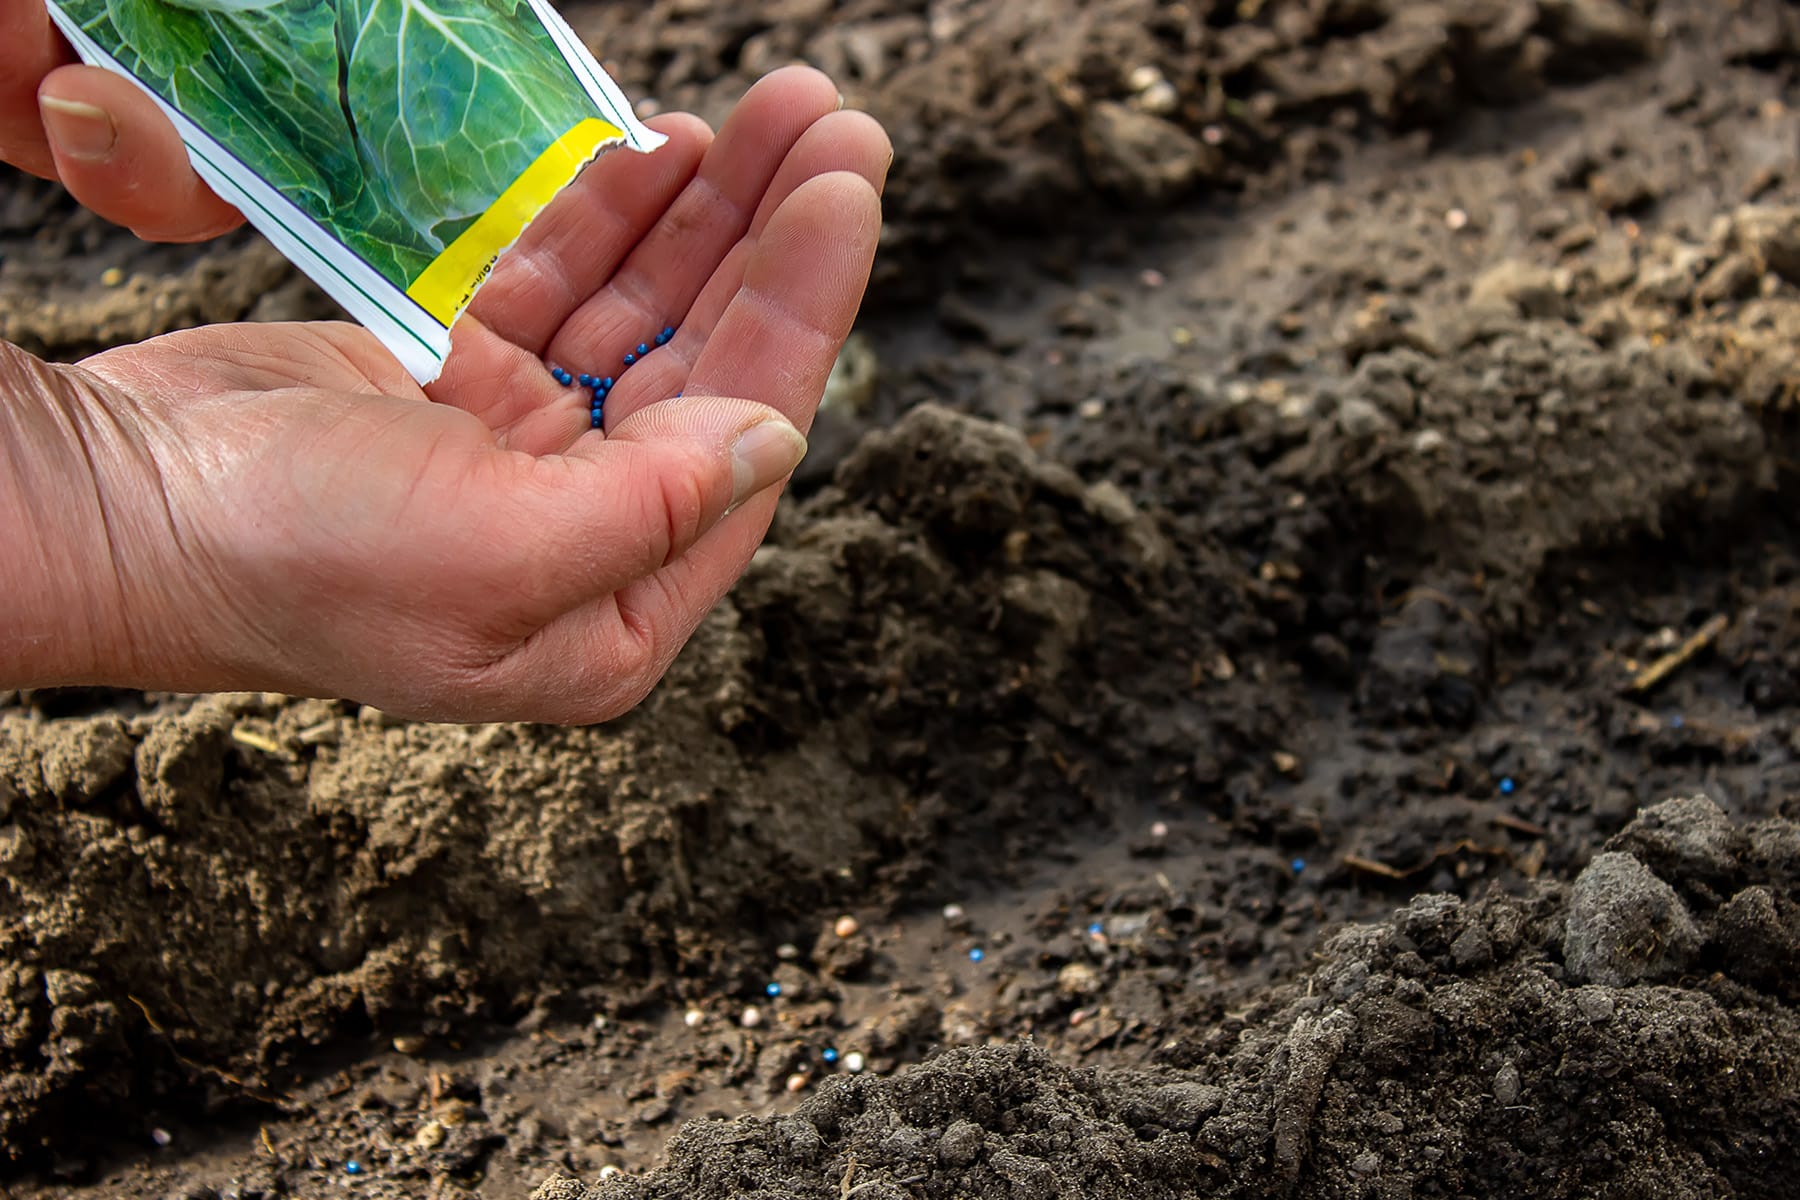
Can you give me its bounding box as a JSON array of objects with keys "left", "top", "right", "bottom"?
[{"left": 69, "top": 68, "right": 888, "bottom": 723}]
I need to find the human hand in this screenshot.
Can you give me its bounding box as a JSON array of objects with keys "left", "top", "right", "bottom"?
[
  {"left": 3, "top": 67, "right": 889, "bottom": 723},
  {"left": 1, "top": 0, "right": 244, "bottom": 239}
]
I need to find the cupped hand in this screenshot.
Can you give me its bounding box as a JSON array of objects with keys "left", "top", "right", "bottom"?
[
  {"left": 2, "top": 0, "right": 243, "bottom": 239},
  {"left": 64, "top": 67, "right": 889, "bottom": 723}
]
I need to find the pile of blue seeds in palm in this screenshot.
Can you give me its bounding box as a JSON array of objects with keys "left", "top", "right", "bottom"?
[{"left": 551, "top": 325, "right": 677, "bottom": 428}]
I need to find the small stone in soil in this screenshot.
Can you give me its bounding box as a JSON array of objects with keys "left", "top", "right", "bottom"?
[
  {"left": 684, "top": 1009, "right": 704, "bottom": 1028},
  {"left": 1057, "top": 961, "right": 1102, "bottom": 997},
  {"left": 1494, "top": 1061, "right": 1523, "bottom": 1105}
]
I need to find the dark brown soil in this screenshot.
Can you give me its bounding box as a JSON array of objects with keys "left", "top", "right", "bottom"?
[
  {"left": 4, "top": 0, "right": 1800, "bottom": 1196},
  {"left": 571, "top": 797, "right": 1800, "bottom": 1200}
]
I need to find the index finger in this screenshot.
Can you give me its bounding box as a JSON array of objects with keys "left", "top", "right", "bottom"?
[{"left": 0, "top": 0, "right": 73, "bottom": 178}]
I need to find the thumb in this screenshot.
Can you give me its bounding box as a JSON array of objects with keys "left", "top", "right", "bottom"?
[
  {"left": 37, "top": 65, "right": 243, "bottom": 242},
  {"left": 531, "top": 395, "right": 808, "bottom": 605}
]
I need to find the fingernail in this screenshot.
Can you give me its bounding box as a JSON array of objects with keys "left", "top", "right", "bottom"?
[
  {"left": 731, "top": 419, "right": 807, "bottom": 507},
  {"left": 40, "top": 95, "right": 116, "bottom": 162}
]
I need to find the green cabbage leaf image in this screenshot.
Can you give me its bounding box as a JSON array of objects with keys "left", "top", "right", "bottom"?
[
  {"left": 60, "top": 0, "right": 599, "bottom": 286},
  {"left": 340, "top": 0, "right": 592, "bottom": 241}
]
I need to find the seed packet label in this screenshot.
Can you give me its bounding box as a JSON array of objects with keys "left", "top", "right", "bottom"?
[{"left": 44, "top": 0, "right": 666, "bottom": 382}]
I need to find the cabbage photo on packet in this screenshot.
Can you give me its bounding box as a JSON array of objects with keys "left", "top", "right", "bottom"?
[{"left": 44, "top": 0, "right": 665, "bottom": 381}]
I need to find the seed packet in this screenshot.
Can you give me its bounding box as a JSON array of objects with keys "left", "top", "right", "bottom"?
[{"left": 44, "top": 0, "right": 666, "bottom": 382}]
